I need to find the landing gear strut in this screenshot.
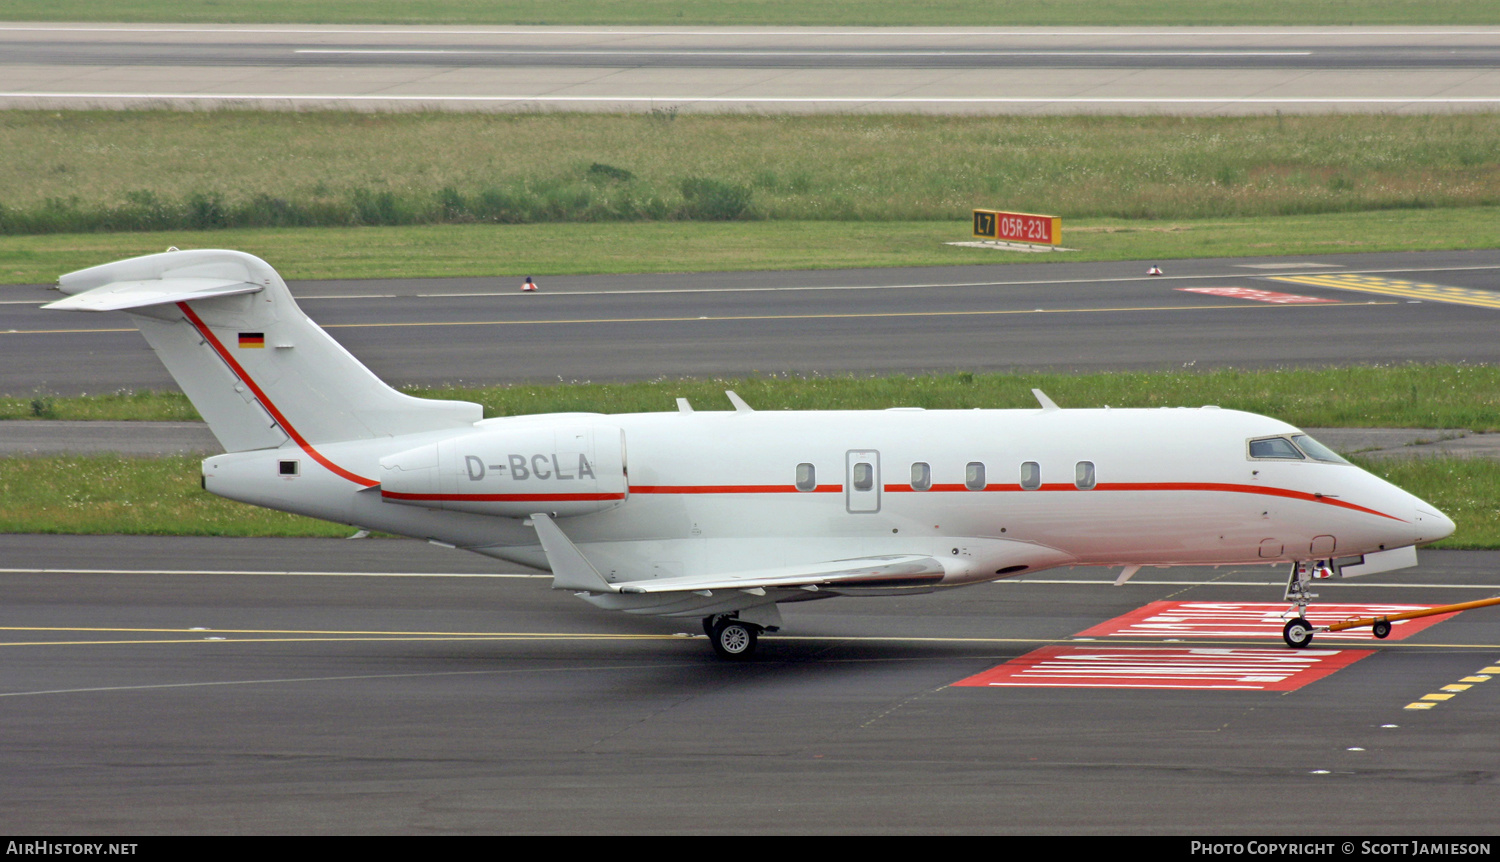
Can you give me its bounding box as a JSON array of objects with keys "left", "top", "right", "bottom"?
[
  {"left": 704, "top": 614, "right": 761, "bottom": 660},
  {"left": 1281, "top": 560, "right": 1332, "bottom": 649}
]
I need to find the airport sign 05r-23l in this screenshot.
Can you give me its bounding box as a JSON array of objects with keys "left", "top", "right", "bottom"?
[{"left": 973, "top": 208, "right": 1061, "bottom": 246}]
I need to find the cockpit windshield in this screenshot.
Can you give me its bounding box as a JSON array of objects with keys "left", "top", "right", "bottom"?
[
  {"left": 1248, "top": 436, "right": 1303, "bottom": 460},
  {"left": 1247, "top": 434, "right": 1349, "bottom": 464},
  {"left": 1291, "top": 433, "right": 1349, "bottom": 464}
]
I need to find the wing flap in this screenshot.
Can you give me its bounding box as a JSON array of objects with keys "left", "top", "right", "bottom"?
[{"left": 616, "top": 555, "right": 947, "bottom": 594}]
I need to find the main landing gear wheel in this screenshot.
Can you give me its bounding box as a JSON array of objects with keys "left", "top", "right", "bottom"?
[
  {"left": 1372, "top": 619, "right": 1392, "bottom": 639},
  {"left": 1283, "top": 617, "right": 1315, "bottom": 649},
  {"left": 707, "top": 617, "right": 760, "bottom": 660}
]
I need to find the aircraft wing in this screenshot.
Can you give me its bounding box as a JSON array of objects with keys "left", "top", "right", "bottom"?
[
  {"left": 530, "top": 513, "right": 945, "bottom": 595},
  {"left": 614, "top": 555, "right": 947, "bottom": 595}
]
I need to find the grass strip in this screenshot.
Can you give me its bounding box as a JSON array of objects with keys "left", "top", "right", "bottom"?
[
  {"left": 1348, "top": 457, "right": 1500, "bottom": 550},
  {"left": 0, "top": 453, "right": 1491, "bottom": 548},
  {"left": 9, "top": 364, "right": 1500, "bottom": 431},
  {"left": 0, "top": 454, "right": 351, "bottom": 537},
  {"left": 4, "top": 112, "right": 1500, "bottom": 235},
  {"left": 6, "top": 207, "right": 1500, "bottom": 285},
  {"left": 3, "top": 0, "right": 1499, "bottom": 26}
]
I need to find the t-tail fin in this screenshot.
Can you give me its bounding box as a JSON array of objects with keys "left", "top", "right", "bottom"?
[{"left": 46, "top": 249, "right": 481, "bottom": 453}]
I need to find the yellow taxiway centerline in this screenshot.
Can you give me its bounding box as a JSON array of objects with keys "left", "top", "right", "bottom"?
[
  {"left": 0, "top": 300, "right": 1396, "bottom": 336},
  {"left": 1273, "top": 274, "right": 1500, "bottom": 309}
]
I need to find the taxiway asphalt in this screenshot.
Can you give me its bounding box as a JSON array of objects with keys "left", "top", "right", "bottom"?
[
  {"left": 6, "top": 249, "right": 1500, "bottom": 396},
  {"left": 5, "top": 24, "right": 1500, "bottom": 114},
  {"left": 1, "top": 534, "right": 1497, "bottom": 833}
]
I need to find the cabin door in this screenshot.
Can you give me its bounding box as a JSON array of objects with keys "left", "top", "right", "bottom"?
[{"left": 846, "top": 449, "right": 881, "bottom": 514}]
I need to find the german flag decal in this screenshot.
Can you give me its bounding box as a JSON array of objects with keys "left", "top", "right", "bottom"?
[{"left": 238, "top": 332, "right": 265, "bottom": 349}]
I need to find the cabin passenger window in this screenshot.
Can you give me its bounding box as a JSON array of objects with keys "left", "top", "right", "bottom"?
[
  {"left": 1075, "top": 460, "right": 1096, "bottom": 490},
  {"left": 852, "top": 462, "right": 874, "bottom": 491},
  {"left": 796, "top": 462, "right": 817, "bottom": 491},
  {"left": 965, "top": 462, "right": 986, "bottom": 491},
  {"left": 1020, "top": 461, "right": 1041, "bottom": 490},
  {"left": 1248, "top": 437, "right": 1304, "bottom": 460},
  {"left": 910, "top": 462, "right": 932, "bottom": 491}
]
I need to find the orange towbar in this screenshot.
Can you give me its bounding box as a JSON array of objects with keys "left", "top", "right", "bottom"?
[{"left": 1323, "top": 596, "right": 1500, "bottom": 639}]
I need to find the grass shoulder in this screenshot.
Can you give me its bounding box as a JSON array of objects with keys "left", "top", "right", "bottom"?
[
  {"left": 6, "top": 208, "right": 1500, "bottom": 285},
  {"left": 10, "top": 364, "right": 1500, "bottom": 431}
]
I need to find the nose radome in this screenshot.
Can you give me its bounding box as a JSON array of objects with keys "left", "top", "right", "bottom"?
[{"left": 1416, "top": 507, "right": 1456, "bottom": 544}]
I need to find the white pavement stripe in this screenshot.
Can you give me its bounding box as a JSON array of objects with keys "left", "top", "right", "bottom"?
[
  {"left": 5, "top": 93, "right": 1500, "bottom": 105},
  {"left": 0, "top": 567, "right": 545, "bottom": 578},
  {"left": 294, "top": 49, "right": 1313, "bottom": 56},
  {"left": 6, "top": 26, "right": 1500, "bottom": 36},
  {"left": 0, "top": 662, "right": 690, "bottom": 698},
  {"left": 1015, "top": 579, "right": 1500, "bottom": 588}
]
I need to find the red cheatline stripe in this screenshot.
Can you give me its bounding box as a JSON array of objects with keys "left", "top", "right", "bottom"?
[
  {"left": 631, "top": 484, "right": 842, "bottom": 494},
  {"left": 382, "top": 491, "right": 626, "bottom": 502},
  {"left": 1096, "top": 481, "right": 1402, "bottom": 520},
  {"left": 178, "top": 302, "right": 377, "bottom": 488},
  {"left": 674, "top": 479, "right": 1404, "bottom": 522}
]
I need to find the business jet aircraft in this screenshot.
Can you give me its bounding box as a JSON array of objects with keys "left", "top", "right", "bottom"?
[{"left": 47, "top": 250, "right": 1456, "bottom": 658}]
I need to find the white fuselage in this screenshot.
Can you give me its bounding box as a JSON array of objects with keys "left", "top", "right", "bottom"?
[
  {"left": 202, "top": 403, "right": 1449, "bottom": 615},
  {"left": 48, "top": 250, "right": 1455, "bottom": 635}
]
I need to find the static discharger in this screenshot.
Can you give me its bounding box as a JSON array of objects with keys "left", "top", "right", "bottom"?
[{"left": 1322, "top": 596, "right": 1500, "bottom": 639}]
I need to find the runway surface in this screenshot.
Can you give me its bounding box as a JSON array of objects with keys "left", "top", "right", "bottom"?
[
  {"left": 5, "top": 24, "right": 1500, "bottom": 113},
  {"left": 7, "top": 249, "right": 1500, "bottom": 396},
  {"left": 2, "top": 534, "right": 1497, "bottom": 833}
]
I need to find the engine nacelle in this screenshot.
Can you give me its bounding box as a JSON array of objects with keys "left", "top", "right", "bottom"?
[{"left": 379, "top": 423, "right": 627, "bottom": 518}]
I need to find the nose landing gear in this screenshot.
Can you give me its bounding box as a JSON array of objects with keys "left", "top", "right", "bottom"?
[
  {"left": 1281, "top": 559, "right": 1500, "bottom": 646},
  {"left": 1281, "top": 560, "right": 1333, "bottom": 648}
]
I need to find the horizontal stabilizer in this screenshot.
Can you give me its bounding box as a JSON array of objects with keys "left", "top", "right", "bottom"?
[
  {"left": 47, "top": 249, "right": 483, "bottom": 452},
  {"left": 43, "top": 277, "right": 261, "bottom": 312},
  {"left": 615, "top": 554, "right": 946, "bottom": 594}
]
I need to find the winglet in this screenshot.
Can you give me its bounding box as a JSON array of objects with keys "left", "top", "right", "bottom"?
[
  {"left": 1032, "top": 389, "right": 1061, "bottom": 411},
  {"left": 530, "top": 513, "right": 616, "bottom": 593},
  {"left": 725, "top": 390, "right": 754, "bottom": 412}
]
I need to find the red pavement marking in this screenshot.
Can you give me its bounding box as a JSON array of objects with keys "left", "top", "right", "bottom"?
[
  {"left": 952, "top": 645, "right": 1371, "bottom": 691},
  {"left": 1075, "top": 601, "right": 1457, "bottom": 642},
  {"left": 1177, "top": 286, "right": 1338, "bottom": 304}
]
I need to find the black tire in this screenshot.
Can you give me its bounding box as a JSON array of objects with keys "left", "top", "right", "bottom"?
[
  {"left": 1283, "top": 617, "right": 1314, "bottom": 649},
  {"left": 710, "top": 618, "right": 759, "bottom": 660},
  {"left": 1372, "top": 619, "right": 1392, "bottom": 639}
]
